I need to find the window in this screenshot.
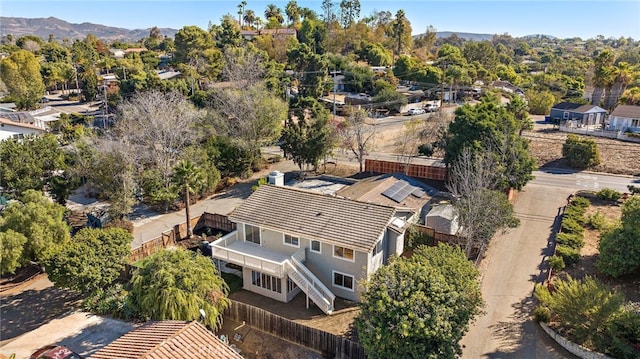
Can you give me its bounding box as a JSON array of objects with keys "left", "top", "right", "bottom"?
[
  {"left": 287, "top": 278, "right": 298, "bottom": 294},
  {"left": 245, "top": 224, "right": 260, "bottom": 245},
  {"left": 284, "top": 234, "right": 299, "bottom": 247},
  {"left": 333, "top": 245, "right": 354, "bottom": 261},
  {"left": 310, "top": 240, "right": 321, "bottom": 253},
  {"left": 251, "top": 270, "right": 282, "bottom": 293},
  {"left": 371, "top": 240, "right": 383, "bottom": 257},
  {"left": 563, "top": 111, "right": 569, "bottom": 119},
  {"left": 632, "top": 119, "right": 639, "bottom": 128},
  {"left": 333, "top": 271, "right": 354, "bottom": 291}
]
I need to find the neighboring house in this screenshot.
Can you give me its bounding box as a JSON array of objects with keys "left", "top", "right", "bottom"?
[
  {"left": 549, "top": 102, "right": 607, "bottom": 127},
  {"left": 156, "top": 69, "right": 182, "bottom": 80},
  {"left": 241, "top": 28, "right": 297, "bottom": 41},
  {"left": 425, "top": 203, "right": 459, "bottom": 235},
  {"left": 607, "top": 105, "right": 640, "bottom": 133},
  {"left": 0, "top": 117, "right": 45, "bottom": 141},
  {"left": 334, "top": 173, "right": 436, "bottom": 224},
  {"left": 491, "top": 80, "right": 524, "bottom": 96},
  {"left": 210, "top": 185, "right": 408, "bottom": 313},
  {"left": 109, "top": 48, "right": 125, "bottom": 58},
  {"left": 90, "top": 321, "right": 243, "bottom": 359}
]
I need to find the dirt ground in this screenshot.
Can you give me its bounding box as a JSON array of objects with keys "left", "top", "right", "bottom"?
[{"left": 562, "top": 196, "right": 640, "bottom": 303}]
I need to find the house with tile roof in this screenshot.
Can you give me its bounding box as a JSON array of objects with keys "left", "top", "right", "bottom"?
[
  {"left": 549, "top": 102, "right": 607, "bottom": 128},
  {"left": 210, "top": 185, "right": 409, "bottom": 313},
  {"left": 89, "top": 321, "right": 243, "bottom": 359},
  {"left": 607, "top": 105, "right": 640, "bottom": 133}
]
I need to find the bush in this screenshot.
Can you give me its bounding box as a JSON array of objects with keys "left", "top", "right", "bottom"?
[
  {"left": 601, "top": 306, "right": 640, "bottom": 359},
  {"left": 587, "top": 211, "right": 609, "bottom": 230},
  {"left": 561, "top": 217, "right": 584, "bottom": 236},
  {"left": 564, "top": 206, "right": 586, "bottom": 224},
  {"left": 596, "top": 188, "right": 622, "bottom": 202},
  {"left": 570, "top": 196, "right": 591, "bottom": 209},
  {"left": 556, "top": 245, "right": 580, "bottom": 265},
  {"left": 83, "top": 283, "right": 141, "bottom": 321},
  {"left": 556, "top": 232, "right": 584, "bottom": 249},
  {"left": 549, "top": 255, "right": 566, "bottom": 271},
  {"left": 105, "top": 218, "right": 134, "bottom": 233},
  {"left": 534, "top": 305, "right": 551, "bottom": 322},
  {"left": 562, "top": 134, "right": 600, "bottom": 169}
]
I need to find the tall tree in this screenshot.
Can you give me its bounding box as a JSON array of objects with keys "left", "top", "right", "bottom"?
[
  {"left": 597, "top": 195, "right": 640, "bottom": 277},
  {"left": 339, "top": 0, "right": 360, "bottom": 28},
  {"left": 0, "top": 134, "right": 66, "bottom": 196},
  {"left": 389, "top": 10, "right": 412, "bottom": 63},
  {"left": 506, "top": 94, "right": 533, "bottom": 135},
  {"left": 264, "top": 4, "right": 284, "bottom": 26},
  {"left": 130, "top": 248, "right": 230, "bottom": 330},
  {"left": 0, "top": 50, "right": 45, "bottom": 110},
  {"left": 591, "top": 50, "right": 615, "bottom": 106},
  {"left": 172, "top": 160, "right": 204, "bottom": 239},
  {"left": 356, "top": 244, "right": 483, "bottom": 359},
  {"left": 0, "top": 190, "right": 71, "bottom": 271},
  {"left": 43, "top": 228, "right": 132, "bottom": 295},
  {"left": 321, "top": 0, "right": 336, "bottom": 24},
  {"left": 0, "top": 229, "right": 28, "bottom": 276},
  {"left": 337, "top": 108, "right": 375, "bottom": 172},
  {"left": 285, "top": 0, "right": 300, "bottom": 25}
]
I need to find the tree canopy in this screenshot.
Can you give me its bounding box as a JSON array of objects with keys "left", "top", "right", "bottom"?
[
  {"left": 356, "top": 244, "right": 483, "bottom": 359},
  {"left": 130, "top": 248, "right": 230, "bottom": 330},
  {"left": 597, "top": 195, "right": 640, "bottom": 277},
  {"left": 43, "top": 227, "right": 132, "bottom": 294},
  {"left": 0, "top": 49, "right": 45, "bottom": 109}
]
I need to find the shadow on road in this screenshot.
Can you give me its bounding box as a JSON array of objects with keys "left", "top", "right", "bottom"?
[
  {"left": 0, "top": 283, "right": 82, "bottom": 342},
  {"left": 56, "top": 317, "right": 136, "bottom": 357},
  {"left": 484, "top": 297, "right": 537, "bottom": 358}
]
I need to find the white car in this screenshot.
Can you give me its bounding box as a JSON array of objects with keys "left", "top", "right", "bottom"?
[{"left": 408, "top": 108, "right": 425, "bottom": 115}]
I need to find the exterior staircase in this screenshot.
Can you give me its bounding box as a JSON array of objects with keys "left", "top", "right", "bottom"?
[{"left": 286, "top": 257, "right": 335, "bottom": 315}]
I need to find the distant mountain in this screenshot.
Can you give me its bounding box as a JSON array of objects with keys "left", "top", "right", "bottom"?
[
  {"left": 0, "top": 17, "right": 178, "bottom": 42},
  {"left": 414, "top": 31, "right": 557, "bottom": 41}
]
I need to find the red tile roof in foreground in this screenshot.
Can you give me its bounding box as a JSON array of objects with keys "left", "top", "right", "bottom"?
[{"left": 89, "top": 321, "right": 243, "bottom": 359}]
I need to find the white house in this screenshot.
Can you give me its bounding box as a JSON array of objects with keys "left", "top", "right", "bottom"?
[
  {"left": 210, "top": 185, "right": 408, "bottom": 314},
  {"left": 608, "top": 105, "right": 640, "bottom": 133},
  {"left": 0, "top": 117, "right": 45, "bottom": 141}
]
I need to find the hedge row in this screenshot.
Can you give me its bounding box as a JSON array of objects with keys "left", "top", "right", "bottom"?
[{"left": 550, "top": 196, "right": 589, "bottom": 271}]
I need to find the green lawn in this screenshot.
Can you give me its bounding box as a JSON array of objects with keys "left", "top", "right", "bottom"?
[{"left": 221, "top": 272, "right": 243, "bottom": 294}]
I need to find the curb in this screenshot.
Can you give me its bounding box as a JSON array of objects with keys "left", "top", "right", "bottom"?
[{"left": 539, "top": 322, "right": 613, "bottom": 359}]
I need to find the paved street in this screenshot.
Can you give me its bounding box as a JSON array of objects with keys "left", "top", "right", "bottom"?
[{"left": 460, "top": 172, "right": 638, "bottom": 358}]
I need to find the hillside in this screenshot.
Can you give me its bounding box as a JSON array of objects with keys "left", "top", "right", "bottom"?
[{"left": 0, "top": 16, "right": 177, "bottom": 41}]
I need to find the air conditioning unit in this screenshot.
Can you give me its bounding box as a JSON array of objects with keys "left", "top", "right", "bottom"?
[{"left": 268, "top": 171, "right": 284, "bottom": 186}]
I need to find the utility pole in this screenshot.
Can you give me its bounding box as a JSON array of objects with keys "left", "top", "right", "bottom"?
[
  {"left": 333, "top": 69, "right": 337, "bottom": 119},
  {"left": 102, "top": 81, "right": 108, "bottom": 128},
  {"left": 74, "top": 63, "right": 80, "bottom": 95},
  {"left": 439, "top": 61, "right": 447, "bottom": 112}
]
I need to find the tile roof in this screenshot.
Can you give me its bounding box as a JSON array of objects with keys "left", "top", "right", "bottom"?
[
  {"left": 229, "top": 185, "right": 397, "bottom": 252},
  {"left": 89, "top": 321, "right": 243, "bottom": 359},
  {"left": 610, "top": 105, "right": 640, "bottom": 118}
]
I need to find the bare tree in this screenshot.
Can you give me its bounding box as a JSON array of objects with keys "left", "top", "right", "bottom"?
[
  {"left": 446, "top": 147, "right": 519, "bottom": 259},
  {"left": 394, "top": 118, "right": 437, "bottom": 174},
  {"left": 337, "top": 107, "right": 376, "bottom": 173},
  {"left": 115, "top": 91, "right": 202, "bottom": 190}
]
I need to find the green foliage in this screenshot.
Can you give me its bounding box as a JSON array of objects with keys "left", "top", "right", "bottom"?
[
  {"left": 43, "top": 228, "right": 132, "bottom": 295},
  {"left": 220, "top": 272, "right": 243, "bottom": 294},
  {"left": 596, "top": 188, "right": 622, "bottom": 202},
  {"left": 404, "top": 225, "right": 435, "bottom": 250},
  {"left": 526, "top": 89, "right": 556, "bottom": 115},
  {"left": 533, "top": 305, "right": 552, "bottom": 323},
  {"left": 562, "top": 134, "right": 600, "bottom": 169},
  {"left": 0, "top": 229, "right": 28, "bottom": 276},
  {"left": 372, "top": 87, "right": 407, "bottom": 112},
  {"left": 0, "top": 135, "right": 65, "bottom": 195},
  {"left": 535, "top": 276, "right": 629, "bottom": 355},
  {"left": 556, "top": 232, "right": 584, "bottom": 249},
  {"left": 130, "top": 248, "right": 230, "bottom": 330},
  {"left": 356, "top": 244, "right": 483, "bottom": 359},
  {"left": 445, "top": 95, "right": 536, "bottom": 191},
  {"left": 587, "top": 210, "right": 609, "bottom": 231},
  {"left": 602, "top": 307, "right": 640, "bottom": 359},
  {"left": 204, "top": 136, "right": 254, "bottom": 178},
  {"left": 628, "top": 185, "right": 640, "bottom": 195},
  {"left": 570, "top": 195, "right": 591, "bottom": 209},
  {"left": 597, "top": 204, "right": 640, "bottom": 276},
  {"left": 555, "top": 245, "right": 580, "bottom": 265},
  {"left": 548, "top": 255, "right": 566, "bottom": 272},
  {"left": 0, "top": 190, "right": 70, "bottom": 267},
  {"left": 0, "top": 49, "right": 45, "bottom": 110},
  {"left": 84, "top": 283, "right": 141, "bottom": 321},
  {"left": 560, "top": 217, "right": 584, "bottom": 236}
]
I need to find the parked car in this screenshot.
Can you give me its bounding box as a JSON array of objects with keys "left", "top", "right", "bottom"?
[
  {"left": 31, "top": 345, "right": 83, "bottom": 359},
  {"left": 424, "top": 103, "right": 439, "bottom": 112},
  {"left": 408, "top": 108, "right": 425, "bottom": 115}
]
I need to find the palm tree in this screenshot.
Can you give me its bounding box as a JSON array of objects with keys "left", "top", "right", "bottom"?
[
  {"left": 591, "top": 50, "right": 615, "bottom": 106},
  {"left": 285, "top": 0, "right": 299, "bottom": 26},
  {"left": 244, "top": 10, "right": 256, "bottom": 29},
  {"left": 265, "top": 4, "right": 284, "bottom": 25},
  {"left": 606, "top": 62, "right": 634, "bottom": 110},
  {"left": 172, "top": 160, "right": 204, "bottom": 239}
]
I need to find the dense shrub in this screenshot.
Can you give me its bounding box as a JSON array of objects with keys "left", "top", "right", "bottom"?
[
  {"left": 549, "top": 255, "right": 566, "bottom": 271},
  {"left": 555, "top": 245, "right": 580, "bottom": 265},
  {"left": 561, "top": 217, "right": 584, "bottom": 236},
  {"left": 535, "top": 276, "right": 632, "bottom": 357},
  {"left": 564, "top": 206, "right": 586, "bottom": 225},
  {"left": 570, "top": 196, "right": 591, "bottom": 209},
  {"left": 597, "top": 196, "right": 640, "bottom": 277},
  {"left": 562, "top": 134, "right": 600, "bottom": 169},
  {"left": 596, "top": 188, "right": 622, "bottom": 202},
  {"left": 84, "top": 283, "right": 141, "bottom": 321},
  {"left": 556, "top": 232, "right": 584, "bottom": 249},
  {"left": 587, "top": 211, "right": 609, "bottom": 230},
  {"left": 534, "top": 305, "right": 551, "bottom": 322}
]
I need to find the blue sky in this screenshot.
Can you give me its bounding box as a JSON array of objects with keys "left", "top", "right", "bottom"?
[{"left": 1, "top": 0, "right": 639, "bottom": 39}]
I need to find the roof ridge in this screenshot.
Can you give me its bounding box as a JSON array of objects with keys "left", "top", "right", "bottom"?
[
  {"left": 260, "top": 184, "right": 398, "bottom": 211},
  {"left": 141, "top": 320, "right": 191, "bottom": 357}
]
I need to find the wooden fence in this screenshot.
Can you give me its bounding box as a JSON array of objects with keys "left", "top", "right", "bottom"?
[
  {"left": 130, "top": 212, "right": 236, "bottom": 263},
  {"left": 412, "top": 223, "right": 461, "bottom": 245},
  {"left": 365, "top": 158, "right": 447, "bottom": 181},
  {"left": 225, "top": 300, "right": 366, "bottom": 359}
]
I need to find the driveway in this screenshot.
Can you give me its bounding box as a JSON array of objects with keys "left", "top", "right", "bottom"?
[{"left": 460, "top": 183, "right": 577, "bottom": 358}]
